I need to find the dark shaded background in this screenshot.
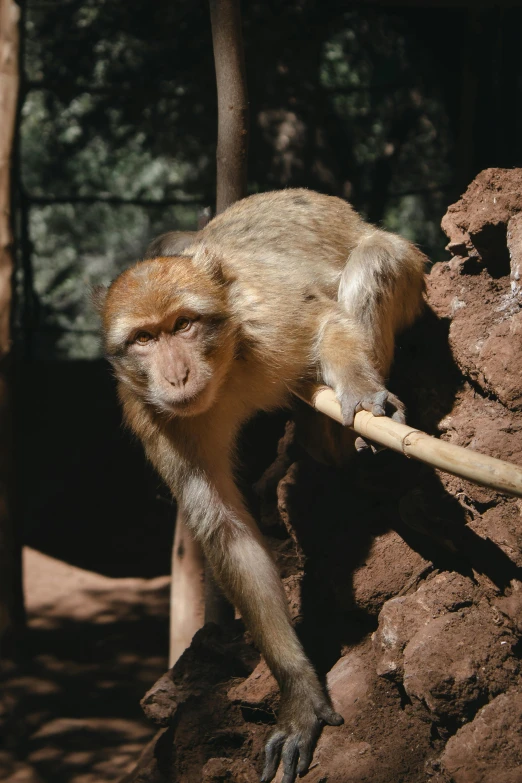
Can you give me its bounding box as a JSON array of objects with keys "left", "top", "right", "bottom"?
[{"left": 13, "top": 0, "right": 522, "bottom": 579}]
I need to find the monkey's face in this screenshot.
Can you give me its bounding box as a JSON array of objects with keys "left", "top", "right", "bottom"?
[{"left": 100, "top": 257, "right": 236, "bottom": 417}]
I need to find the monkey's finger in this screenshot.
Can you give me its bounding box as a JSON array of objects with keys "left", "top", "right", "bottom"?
[
  {"left": 341, "top": 390, "right": 388, "bottom": 427},
  {"left": 296, "top": 721, "right": 322, "bottom": 777},
  {"left": 355, "top": 436, "right": 370, "bottom": 452},
  {"left": 261, "top": 731, "right": 285, "bottom": 783},
  {"left": 371, "top": 389, "right": 388, "bottom": 415},
  {"left": 339, "top": 400, "right": 357, "bottom": 427},
  {"left": 280, "top": 737, "right": 300, "bottom": 783},
  {"left": 317, "top": 705, "right": 344, "bottom": 726},
  {"left": 296, "top": 742, "right": 314, "bottom": 777},
  {"left": 391, "top": 408, "right": 406, "bottom": 424},
  {"left": 385, "top": 392, "right": 406, "bottom": 425},
  {"left": 355, "top": 392, "right": 387, "bottom": 418},
  {"left": 358, "top": 400, "right": 386, "bottom": 417},
  {"left": 356, "top": 437, "right": 384, "bottom": 454},
  {"left": 339, "top": 390, "right": 373, "bottom": 427}
]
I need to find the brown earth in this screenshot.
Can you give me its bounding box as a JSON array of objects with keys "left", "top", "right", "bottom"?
[
  {"left": 3, "top": 168, "right": 522, "bottom": 783},
  {"left": 126, "top": 168, "right": 522, "bottom": 783},
  {"left": 0, "top": 548, "right": 170, "bottom": 783}
]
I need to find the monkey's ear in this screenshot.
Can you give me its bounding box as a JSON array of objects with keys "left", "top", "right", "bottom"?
[
  {"left": 91, "top": 284, "right": 108, "bottom": 314},
  {"left": 146, "top": 230, "right": 198, "bottom": 258}
]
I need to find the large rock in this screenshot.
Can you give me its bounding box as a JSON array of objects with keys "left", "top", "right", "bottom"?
[
  {"left": 427, "top": 261, "right": 522, "bottom": 412},
  {"left": 441, "top": 167, "right": 522, "bottom": 269},
  {"left": 373, "top": 572, "right": 477, "bottom": 681},
  {"left": 440, "top": 689, "right": 522, "bottom": 783},
  {"left": 227, "top": 660, "right": 278, "bottom": 720},
  {"left": 508, "top": 212, "right": 522, "bottom": 295},
  {"left": 403, "top": 605, "right": 519, "bottom": 726},
  {"left": 350, "top": 531, "right": 430, "bottom": 615},
  {"left": 304, "top": 643, "right": 435, "bottom": 783},
  {"left": 374, "top": 571, "right": 521, "bottom": 727},
  {"left": 140, "top": 625, "right": 257, "bottom": 726},
  {"left": 433, "top": 168, "right": 522, "bottom": 411}
]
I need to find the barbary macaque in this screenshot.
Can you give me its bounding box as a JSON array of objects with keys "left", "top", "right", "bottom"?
[{"left": 97, "top": 189, "right": 426, "bottom": 783}]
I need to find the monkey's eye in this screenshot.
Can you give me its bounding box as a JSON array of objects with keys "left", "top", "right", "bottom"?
[
  {"left": 134, "top": 331, "right": 153, "bottom": 345},
  {"left": 175, "top": 317, "right": 192, "bottom": 332}
]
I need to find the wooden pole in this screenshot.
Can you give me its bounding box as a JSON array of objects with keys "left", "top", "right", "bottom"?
[
  {"left": 0, "top": 0, "right": 22, "bottom": 656},
  {"left": 296, "top": 384, "right": 522, "bottom": 499},
  {"left": 168, "top": 0, "right": 249, "bottom": 665},
  {"left": 209, "top": 0, "right": 249, "bottom": 214},
  {"left": 203, "top": 0, "right": 249, "bottom": 627}
]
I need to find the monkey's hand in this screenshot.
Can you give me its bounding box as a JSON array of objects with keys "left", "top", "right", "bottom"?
[
  {"left": 338, "top": 384, "right": 406, "bottom": 428},
  {"left": 261, "top": 685, "right": 343, "bottom": 783}
]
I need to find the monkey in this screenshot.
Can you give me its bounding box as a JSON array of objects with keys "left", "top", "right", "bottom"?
[
  {"left": 146, "top": 229, "right": 202, "bottom": 258},
  {"left": 97, "top": 189, "right": 426, "bottom": 783}
]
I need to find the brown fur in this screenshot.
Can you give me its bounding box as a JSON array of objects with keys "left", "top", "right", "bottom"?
[{"left": 98, "top": 189, "right": 426, "bottom": 783}]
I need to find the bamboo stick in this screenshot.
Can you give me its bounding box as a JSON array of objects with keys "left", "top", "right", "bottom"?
[{"left": 294, "top": 384, "right": 522, "bottom": 499}]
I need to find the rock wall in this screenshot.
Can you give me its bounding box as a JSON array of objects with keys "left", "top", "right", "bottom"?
[{"left": 125, "top": 169, "right": 522, "bottom": 783}]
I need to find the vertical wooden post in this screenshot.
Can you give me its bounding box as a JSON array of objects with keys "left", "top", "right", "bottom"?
[
  {"left": 168, "top": 0, "right": 249, "bottom": 665},
  {"left": 0, "top": 0, "right": 22, "bottom": 656},
  {"left": 204, "top": 0, "right": 249, "bottom": 627},
  {"left": 209, "top": 0, "right": 249, "bottom": 214}
]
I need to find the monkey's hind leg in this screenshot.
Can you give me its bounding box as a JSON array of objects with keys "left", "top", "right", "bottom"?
[
  {"left": 330, "top": 230, "right": 426, "bottom": 426},
  {"left": 338, "top": 230, "right": 426, "bottom": 377},
  {"left": 316, "top": 307, "right": 405, "bottom": 428}
]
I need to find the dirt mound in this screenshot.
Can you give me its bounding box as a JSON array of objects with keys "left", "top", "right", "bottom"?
[{"left": 125, "top": 169, "right": 522, "bottom": 783}]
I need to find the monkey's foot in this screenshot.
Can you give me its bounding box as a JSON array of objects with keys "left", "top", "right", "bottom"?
[
  {"left": 339, "top": 387, "right": 406, "bottom": 428},
  {"left": 260, "top": 695, "right": 343, "bottom": 783}
]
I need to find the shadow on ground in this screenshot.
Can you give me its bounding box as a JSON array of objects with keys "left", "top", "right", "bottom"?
[{"left": 1, "top": 549, "right": 170, "bottom": 783}]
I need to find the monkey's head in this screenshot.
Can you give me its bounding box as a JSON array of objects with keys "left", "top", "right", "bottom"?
[{"left": 97, "top": 255, "right": 237, "bottom": 417}]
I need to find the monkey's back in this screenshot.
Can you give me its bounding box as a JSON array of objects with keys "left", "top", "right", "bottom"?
[
  {"left": 197, "top": 189, "right": 369, "bottom": 298},
  {"left": 187, "top": 190, "right": 373, "bottom": 385}
]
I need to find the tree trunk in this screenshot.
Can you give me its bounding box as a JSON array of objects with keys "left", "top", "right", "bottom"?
[
  {"left": 168, "top": 0, "right": 248, "bottom": 665},
  {"left": 209, "top": 0, "right": 249, "bottom": 214},
  {"left": 0, "top": 0, "right": 22, "bottom": 657}
]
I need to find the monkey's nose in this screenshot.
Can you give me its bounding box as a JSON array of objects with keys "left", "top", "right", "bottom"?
[{"left": 168, "top": 367, "right": 189, "bottom": 387}]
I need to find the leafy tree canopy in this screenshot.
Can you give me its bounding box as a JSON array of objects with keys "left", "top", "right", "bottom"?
[{"left": 20, "top": 0, "right": 454, "bottom": 358}]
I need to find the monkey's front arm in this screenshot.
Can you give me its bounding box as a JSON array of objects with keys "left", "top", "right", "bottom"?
[{"left": 180, "top": 470, "right": 343, "bottom": 783}]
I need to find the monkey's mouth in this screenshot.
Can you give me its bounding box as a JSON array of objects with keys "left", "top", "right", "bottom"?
[{"left": 155, "top": 387, "right": 213, "bottom": 417}]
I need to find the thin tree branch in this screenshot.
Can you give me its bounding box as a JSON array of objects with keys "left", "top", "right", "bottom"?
[{"left": 209, "top": 0, "right": 248, "bottom": 213}]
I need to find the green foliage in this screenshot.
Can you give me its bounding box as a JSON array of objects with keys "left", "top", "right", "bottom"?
[{"left": 19, "top": 0, "right": 454, "bottom": 359}]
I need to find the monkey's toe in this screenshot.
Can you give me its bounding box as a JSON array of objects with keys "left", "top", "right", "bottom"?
[
  {"left": 262, "top": 723, "right": 320, "bottom": 783},
  {"left": 261, "top": 731, "right": 286, "bottom": 782},
  {"left": 340, "top": 388, "right": 388, "bottom": 426},
  {"left": 386, "top": 392, "right": 406, "bottom": 424},
  {"left": 355, "top": 436, "right": 371, "bottom": 452},
  {"left": 356, "top": 389, "right": 389, "bottom": 418},
  {"left": 261, "top": 702, "right": 343, "bottom": 783},
  {"left": 340, "top": 388, "right": 407, "bottom": 456},
  {"left": 316, "top": 704, "right": 344, "bottom": 726}
]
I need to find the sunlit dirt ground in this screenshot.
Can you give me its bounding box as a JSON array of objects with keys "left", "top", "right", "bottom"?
[{"left": 1, "top": 547, "right": 170, "bottom": 783}]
